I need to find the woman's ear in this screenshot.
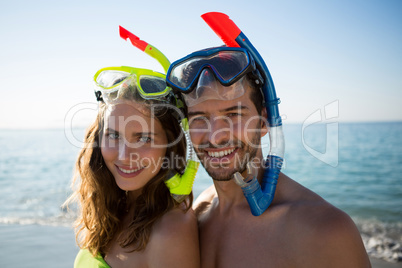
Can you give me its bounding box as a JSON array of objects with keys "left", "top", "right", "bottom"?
[{"left": 260, "top": 107, "right": 269, "bottom": 137}]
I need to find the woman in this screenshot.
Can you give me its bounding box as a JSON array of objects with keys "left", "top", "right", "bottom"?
[{"left": 69, "top": 64, "right": 200, "bottom": 267}]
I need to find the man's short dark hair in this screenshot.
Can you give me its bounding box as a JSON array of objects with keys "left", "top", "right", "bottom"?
[{"left": 246, "top": 75, "right": 264, "bottom": 115}]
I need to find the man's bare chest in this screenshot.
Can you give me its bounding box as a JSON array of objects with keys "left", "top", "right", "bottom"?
[{"left": 198, "top": 216, "right": 294, "bottom": 268}]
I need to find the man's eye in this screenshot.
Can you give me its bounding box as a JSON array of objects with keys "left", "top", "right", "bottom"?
[
  {"left": 192, "top": 116, "right": 207, "bottom": 121},
  {"left": 189, "top": 116, "right": 209, "bottom": 124},
  {"left": 227, "top": 112, "right": 241, "bottom": 117}
]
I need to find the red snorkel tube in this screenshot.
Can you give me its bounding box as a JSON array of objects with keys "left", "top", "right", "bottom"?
[{"left": 202, "top": 12, "right": 285, "bottom": 216}]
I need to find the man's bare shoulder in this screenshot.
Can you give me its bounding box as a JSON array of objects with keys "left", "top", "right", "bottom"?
[
  {"left": 290, "top": 202, "right": 370, "bottom": 267},
  {"left": 193, "top": 184, "right": 217, "bottom": 217},
  {"left": 270, "top": 173, "right": 371, "bottom": 267},
  {"left": 275, "top": 173, "right": 363, "bottom": 240}
]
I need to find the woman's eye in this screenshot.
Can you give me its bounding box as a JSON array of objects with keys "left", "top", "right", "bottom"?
[
  {"left": 106, "top": 132, "right": 119, "bottom": 140},
  {"left": 139, "top": 136, "right": 151, "bottom": 143}
]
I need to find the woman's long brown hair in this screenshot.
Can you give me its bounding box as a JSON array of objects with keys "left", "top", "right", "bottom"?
[{"left": 68, "top": 99, "right": 192, "bottom": 256}]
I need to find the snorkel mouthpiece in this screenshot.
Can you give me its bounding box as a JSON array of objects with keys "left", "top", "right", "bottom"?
[
  {"left": 165, "top": 118, "right": 200, "bottom": 202},
  {"left": 233, "top": 156, "right": 283, "bottom": 216},
  {"left": 202, "top": 12, "right": 285, "bottom": 216}
]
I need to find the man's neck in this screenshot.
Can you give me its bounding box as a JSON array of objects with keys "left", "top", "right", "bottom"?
[{"left": 212, "top": 149, "right": 266, "bottom": 215}]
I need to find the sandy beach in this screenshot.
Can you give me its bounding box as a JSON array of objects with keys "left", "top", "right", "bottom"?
[
  {"left": 0, "top": 224, "right": 79, "bottom": 268},
  {"left": 0, "top": 223, "right": 400, "bottom": 268},
  {"left": 370, "top": 258, "right": 402, "bottom": 268}
]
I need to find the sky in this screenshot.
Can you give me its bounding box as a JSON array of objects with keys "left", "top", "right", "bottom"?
[{"left": 0, "top": 0, "right": 401, "bottom": 129}]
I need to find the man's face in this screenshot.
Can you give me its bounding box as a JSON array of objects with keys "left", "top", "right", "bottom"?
[{"left": 187, "top": 80, "right": 268, "bottom": 181}]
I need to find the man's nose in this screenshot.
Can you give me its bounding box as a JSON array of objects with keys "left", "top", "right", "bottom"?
[{"left": 208, "top": 116, "right": 232, "bottom": 146}]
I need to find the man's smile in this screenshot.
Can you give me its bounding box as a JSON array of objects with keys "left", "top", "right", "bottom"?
[{"left": 206, "top": 148, "right": 236, "bottom": 158}]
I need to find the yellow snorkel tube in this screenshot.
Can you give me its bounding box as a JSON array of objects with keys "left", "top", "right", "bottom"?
[
  {"left": 119, "top": 26, "right": 170, "bottom": 73},
  {"left": 120, "top": 26, "right": 199, "bottom": 202}
]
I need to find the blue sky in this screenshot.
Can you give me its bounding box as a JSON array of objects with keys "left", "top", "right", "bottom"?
[{"left": 0, "top": 0, "right": 401, "bottom": 129}]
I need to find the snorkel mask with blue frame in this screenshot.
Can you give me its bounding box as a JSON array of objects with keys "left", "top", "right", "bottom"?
[{"left": 167, "top": 13, "right": 285, "bottom": 216}]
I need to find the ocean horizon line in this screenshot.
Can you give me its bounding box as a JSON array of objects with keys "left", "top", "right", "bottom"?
[{"left": 1, "top": 120, "right": 401, "bottom": 131}]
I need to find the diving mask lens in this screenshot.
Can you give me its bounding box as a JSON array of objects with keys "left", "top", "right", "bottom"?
[
  {"left": 167, "top": 47, "right": 253, "bottom": 93},
  {"left": 95, "top": 70, "right": 134, "bottom": 104},
  {"left": 96, "top": 70, "right": 131, "bottom": 89},
  {"left": 213, "top": 50, "right": 249, "bottom": 80},
  {"left": 183, "top": 69, "right": 246, "bottom": 107},
  {"left": 94, "top": 68, "right": 171, "bottom": 103},
  {"left": 139, "top": 75, "right": 169, "bottom": 97}
]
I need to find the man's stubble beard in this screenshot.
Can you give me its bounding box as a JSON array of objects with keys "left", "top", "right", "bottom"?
[{"left": 195, "top": 130, "right": 262, "bottom": 182}]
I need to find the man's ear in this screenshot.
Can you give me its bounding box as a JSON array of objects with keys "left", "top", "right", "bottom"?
[{"left": 260, "top": 107, "right": 269, "bottom": 137}]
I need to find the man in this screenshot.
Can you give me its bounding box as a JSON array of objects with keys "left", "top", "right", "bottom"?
[{"left": 167, "top": 47, "right": 371, "bottom": 267}]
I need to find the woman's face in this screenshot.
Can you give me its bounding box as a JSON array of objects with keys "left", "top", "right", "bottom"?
[{"left": 101, "top": 103, "right": 168, "bottom": 194}]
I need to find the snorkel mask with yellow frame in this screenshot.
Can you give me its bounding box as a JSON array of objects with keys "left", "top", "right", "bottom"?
[{"left": 94, "top": 26, "right": 198, "bottom": 202}]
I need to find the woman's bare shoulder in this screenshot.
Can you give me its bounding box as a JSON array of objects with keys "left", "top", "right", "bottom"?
[
  {"left": 158, "top": 206, "right": 198, "bottom": 232},
  {"left": 146, "top": 207, "right": 200, "bottom": 268}
]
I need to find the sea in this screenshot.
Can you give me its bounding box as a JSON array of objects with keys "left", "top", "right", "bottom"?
[{"left": 0, "top": 122, "right": 401, "bottom": 263}]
